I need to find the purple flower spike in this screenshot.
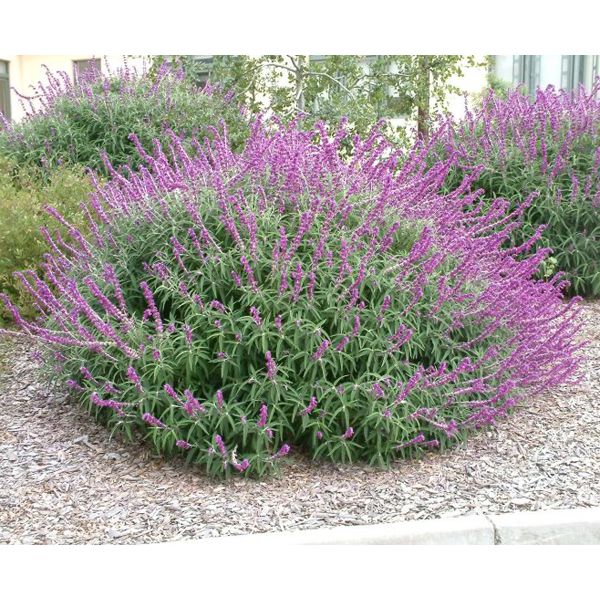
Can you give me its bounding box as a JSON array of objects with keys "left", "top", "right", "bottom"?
[
  {"left": 163, "top": 383, "right": 178, "bottom": 400},
  {"left": 265, "top": 351, "right": 277, "bottom": 379},
  {"left": 300, "top": 396, "right": 318, "bottom": 416},
  {"left": 274, "top": 314, "right": 283, "bottom": 331},
  {"left": 272, "top": 444, "right": 290, "bottom": 459},
  {"left": 257, "top": 403, "right": 268, "bottom": 428},
  {"left": 232, "top": 458, "right": 250, "bottom": 472},
  {"left": 335, "top": 336, "right": 350, "bottom": 352},
  {"left": 183, "top": 389, "right": 204, "bottom": 416},
  {"left": 311, "top": 340, "right": 330, "bottom": 361},
  {"left": 127, "top": 366, "right": 143, "bottom": 392},
  {"left": 214, "top": 434, "right": 227, "bottom": 457},
  {"left": 142, "top": 413, "right": 166, "bottom": 428}
]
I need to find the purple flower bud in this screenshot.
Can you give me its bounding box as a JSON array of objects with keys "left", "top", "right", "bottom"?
[
  {"left": 372, "top": 383, "right": 385, "bottom": 399},
  {"left": 250, "top": 306, "right": 262, "bottom": 326},
  {"left": 342, "top": 427, "right": 354, "bottom": 440},
  {"left": 352, "top": 315, "right": 361, "bottom": 337},
  {"left": 193, "top": 294, "right": 204, "bottom": 308},
  {"left": 80, "top": 366, "right": 94, "bottom": 380},
  {"left": 210, "top": 300, "right": 226, "bottom": 312},
  {"left": 176, "top": 439, "right": 192, "bottom": 449},
  {"left": 66, "top": 379, "right": 84, "bottom": 390}
]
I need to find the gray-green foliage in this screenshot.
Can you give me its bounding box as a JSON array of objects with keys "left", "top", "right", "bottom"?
[{"left": 0, "top": 63, "right": 249, "bottom": 176}]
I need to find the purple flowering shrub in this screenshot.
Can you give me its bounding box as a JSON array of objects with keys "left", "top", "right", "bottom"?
[
  {"left": 432, "top": 82, "right": 600, "bottom": 297},
  {"left": 0, "top": 117, "right": 583, "bottom": 478},
  {"left": 0, "top": 59, "right": 248, "bottom": 176}
]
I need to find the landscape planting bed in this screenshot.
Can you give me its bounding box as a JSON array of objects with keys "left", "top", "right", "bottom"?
[{"left": 0, "top": 301, "right": 598, "bottom": 545}]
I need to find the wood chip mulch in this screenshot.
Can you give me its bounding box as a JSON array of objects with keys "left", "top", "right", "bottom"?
[{"left": 1, "top": 301, "right": 599, "bottom": 544}]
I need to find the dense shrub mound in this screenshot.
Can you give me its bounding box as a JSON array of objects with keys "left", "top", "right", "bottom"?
[
  {"left": 432, "top": 82, "right": 600, "bottom": 297},
  {"left": 0, "top": 119, "right": 583, "bottom": 477},
  {"left": 0, "top": 59, "right": 249, "bottom": 175},
  {"left": 0, "top": 158, "right": 93, "bottom": 322}
]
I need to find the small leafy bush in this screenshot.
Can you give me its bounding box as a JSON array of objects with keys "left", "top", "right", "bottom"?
[
  {"left": 432, "top": 82, "right": 600, "bottom": 297},
  {"left": 0, "top": 157, "right": 93, "bottom": 322},
  {"left": 0, "top": 119, "right": 582, "bottom": 478},
  {"left": 0, "top": 59, "right": 249, "bottom": 176}
]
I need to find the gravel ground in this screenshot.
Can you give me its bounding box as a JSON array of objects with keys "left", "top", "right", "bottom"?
[{"left": 1, "top": 302, "right": 599, "bottom": 545}]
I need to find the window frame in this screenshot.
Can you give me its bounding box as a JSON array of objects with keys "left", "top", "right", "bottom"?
[
  {"left": 561, "top": 55, "right": 588, "bottom": 91},
  {"left": 512, "top": 55, "right": 541, "bottom": 96},
  {"left": 72, "top": 58, "right": 102, "bottom": 81},
  {"left": 0, "top": 59, "right": 10, "bottom": 120}
]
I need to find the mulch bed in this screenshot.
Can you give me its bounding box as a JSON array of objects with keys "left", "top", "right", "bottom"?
[{"left": 1, "top": 301, "right": 599, "bottom": 544}]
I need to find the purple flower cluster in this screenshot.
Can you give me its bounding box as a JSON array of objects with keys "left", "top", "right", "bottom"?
[{"left": 431, "top": 80, "right": 600, "bottom": 297}]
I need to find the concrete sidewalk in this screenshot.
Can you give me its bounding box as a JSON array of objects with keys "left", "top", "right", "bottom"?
[{"left": 191, "top": 507, "right": 600, "bottom": 545}]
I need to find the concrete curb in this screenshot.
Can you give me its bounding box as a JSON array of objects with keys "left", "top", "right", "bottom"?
[
  {"left": 193, "top": 507, "right": 600, "bottom": 545},
  {"left": 492, "top": 507, "right": 600, "bottom": 544}
]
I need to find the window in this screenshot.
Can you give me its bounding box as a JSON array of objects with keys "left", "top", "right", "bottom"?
[
  {"left": 180, "top": 56, "right": 214, "bottom": 89},
  {"left": 561, "top": 55, "right": 587, "bottom": 91},
  {"left": 0, "top": 60, "right": 10, "bottom": 120},
  {"left": 512, "top": 55, "right": 541, "bottom": 96},
  {"left": 194, "top": 57, "right": 213, "bottom": 88},
  {"left": 73, "top": 58, "right": 101, "bottom": 81}
]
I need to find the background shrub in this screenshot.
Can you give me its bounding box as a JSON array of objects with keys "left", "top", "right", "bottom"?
[
  {"left": 0, "top": 118, "right": 582, "bottom": 478},
  {"left": 0, "top": 60, "right": 249, "bottom": 176},
  {"left": 0, "top": 157, "right": 93, "bottom": 322},
  {"left": 431, "top": 82, "right": 600, "bottom": 297}
]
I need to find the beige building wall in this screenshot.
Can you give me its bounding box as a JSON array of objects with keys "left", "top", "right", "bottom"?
[{"left": 0, "top": 55, "right": 147, "bottom": 122}]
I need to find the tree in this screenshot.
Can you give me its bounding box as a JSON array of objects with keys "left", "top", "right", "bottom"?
[{"left": 165, "top": 55, "right": 483, "bottom": 144}]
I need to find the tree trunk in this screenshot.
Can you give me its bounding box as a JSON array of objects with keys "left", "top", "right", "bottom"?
[
  {"left": 294, "top": 55, "right": 307, "bottom": 112},
  {"left": 416, "top": 55, "right": 431, "bottom": 140}
]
